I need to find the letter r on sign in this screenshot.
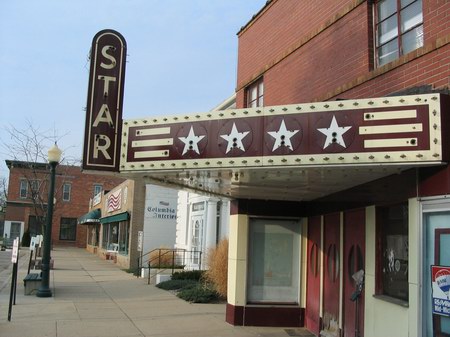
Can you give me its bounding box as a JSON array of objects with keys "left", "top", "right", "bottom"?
[{"left": 94, "top": 134, "right": 112, "bottom": 160}]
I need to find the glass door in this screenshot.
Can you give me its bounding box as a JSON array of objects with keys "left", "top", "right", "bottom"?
[
  {"left": 423, "top": 207, "right": 450, "bottom": 337},
  {"left": 190, "top": 215, "right": 203, "bottom": 268},
  {"left": 247, "top": 218, "right": 300, "bottom": 303}
]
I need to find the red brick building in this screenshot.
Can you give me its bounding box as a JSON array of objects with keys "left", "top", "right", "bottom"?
[
  {"left": 223, "top": 1, "right": 450, "bottom": 336},
  {"left": 4, "top": 160, "right": 124, "bottom": 247}
]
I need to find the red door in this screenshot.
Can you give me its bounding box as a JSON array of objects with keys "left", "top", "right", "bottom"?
[
  {"left": 343, "top": 209, "right": 365, "bottom": 337},
  {"left": 323, "top": 213, "right": 340, "bottom": 332},
  {"left": 306, "top": 216, "right": 321, "bottom": 336}
]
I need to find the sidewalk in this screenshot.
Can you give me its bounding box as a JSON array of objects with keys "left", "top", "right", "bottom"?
[{"left": 0, "top": 247, "right": 313, "bottom": 337}]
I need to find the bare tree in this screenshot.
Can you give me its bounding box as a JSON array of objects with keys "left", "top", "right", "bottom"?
[
  {"left": 0, "top": 177, "right": 6, "bottom": 208},
  {"left": 1, "top": 120, "right": 80, "bottom": 236}
]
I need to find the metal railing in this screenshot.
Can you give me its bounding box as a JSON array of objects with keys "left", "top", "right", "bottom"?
[{"left": 136, "top": 248, "right": 202, "bottom": 284}]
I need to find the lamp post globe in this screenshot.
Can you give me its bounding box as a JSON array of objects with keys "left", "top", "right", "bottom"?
[{"left": 36, "top": 143, "right": 61, "bottom": 297}]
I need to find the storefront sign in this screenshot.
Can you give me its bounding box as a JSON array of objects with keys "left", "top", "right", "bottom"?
[
  {"left": 431, "top": 265, "right": 450, "bottom": 317},
  {"left": 83, "top": 29, "right": 127, "bottom": 172},
  {"left": 107, "top": 189, "right": 122, "bottom": 212},
  {"left": 92, "top": 192, "right": 102, "bottom": 207},
  {"left": 146, "top": 201, "right": 177, "bottom": 220}
]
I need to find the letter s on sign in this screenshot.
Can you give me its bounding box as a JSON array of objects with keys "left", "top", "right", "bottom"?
[{"left": 101, "top": 45, "right": 116, "bottom": 69}]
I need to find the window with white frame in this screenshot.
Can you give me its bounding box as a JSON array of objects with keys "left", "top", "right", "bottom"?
[
  {"left": 19, "top": 180, "right": 28, "bottom": 199},
  {"left": 375, "top": 0, "right": 423, "bottom": 67},
  {"left": 62, "top": 183, "right": 71, "bottom": 202},
  {"left": 246, "top": 78, "right": 264, "bottom": 108},
  {"left": 93, "top": 184, "right": 102, "bottom": 198}
]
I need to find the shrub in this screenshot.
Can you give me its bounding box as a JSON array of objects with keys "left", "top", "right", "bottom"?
[
  {"left": 156, "top": 279, "right": 198, "bottom": 291},
  {"left": 203, "top": 238, "right": 228, "bottom": 298},
  {"left": 171, "top": 270, "right": 204, "bottom": 281},
  {"left": 176, "top": 284, "right": 220, "bottom": 303}
]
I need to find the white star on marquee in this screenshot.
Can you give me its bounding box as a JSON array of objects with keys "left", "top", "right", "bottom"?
[
  {"left": 317, "top": 115, "right": 352, "bottom": 149},
  {"left": 178, "top": 126, "right": 205, "bottom": 155},
  {"left": 267, "top": 119, "right": 299, "bottom": 152},
  {"left": 220, "top": 123, "right": 249, "bottom": 154}
]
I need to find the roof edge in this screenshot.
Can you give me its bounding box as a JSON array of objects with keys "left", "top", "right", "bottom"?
[{"left": 237, "top": 0, "right": 276, "bottom": 36}]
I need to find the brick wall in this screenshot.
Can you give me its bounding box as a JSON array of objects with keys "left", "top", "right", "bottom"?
[
  {"left": 236, "top": 0, "right": 450, "bottom": 108},
  {"left": 5, "top": 161, "right": 125, "bottom": 247}
]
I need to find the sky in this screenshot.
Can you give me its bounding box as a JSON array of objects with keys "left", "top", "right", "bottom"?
[{"left": 0, "top": 0, "right": 266, "bottom": 180}]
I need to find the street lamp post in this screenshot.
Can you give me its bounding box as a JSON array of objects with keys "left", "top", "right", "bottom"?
[{"left": 36, "top": 143, "right": 62, "bottom": 298}]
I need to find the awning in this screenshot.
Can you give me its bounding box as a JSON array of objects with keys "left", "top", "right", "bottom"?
[
  {"left": 100, "top": 211, "right": 129, "bottom": 224},
  {"left": 77, "top": 208, "right": 101, "bottom": 225}
]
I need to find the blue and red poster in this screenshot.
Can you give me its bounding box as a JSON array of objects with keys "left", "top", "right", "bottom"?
[{"left": 432, "top": 265, "right": 450, "bottom": 317}]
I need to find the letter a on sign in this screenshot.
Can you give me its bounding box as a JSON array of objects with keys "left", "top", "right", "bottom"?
[{"left": 82, "top": 29, "right": 127, "bottom": 172}]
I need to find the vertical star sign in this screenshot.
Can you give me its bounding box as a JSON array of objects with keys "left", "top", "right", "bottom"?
[
  {"left": 267, "top": 119, "right": 299, "bottom": 152},
  {"left": 220, "top": 123, "right": 249, "bottom": 154},
  {"left": 317, "top": 115, "right": 352, "bottom": 149},
  {"left": 178, "top": 126, "right": 205, "bottom": 155}
]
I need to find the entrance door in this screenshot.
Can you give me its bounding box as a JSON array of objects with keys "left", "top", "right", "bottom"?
[
  {"left": 343, "top": 209, "right": 365, "bottom": 337},
  {"left": 434, "top": 228, "right": 450, "bottom": 336},
  {"left": 423, "top": 209, "right": 450, "bottom": 337},
  {"left": 10, "top": 222, "right": 21, "bottom": 241},
  {"left": 323, "top": 213, "right": 340, "bottom": 334},
  {"left": 306, "top": 216, "right": 321, "bottom": 335},
  {"left": 190, "top": 215, "right": 203, "bottom": 268}
]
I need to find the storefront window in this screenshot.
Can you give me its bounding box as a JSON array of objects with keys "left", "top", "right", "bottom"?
[
  {"left": 376, "top": 203, "right": 409, "bottom": 302},
  {"left": 247, "top": 219, "right": 300, "bottom": 304},
  {"left": 118, "top": 222, "right": 129, "bottom": 255},
  {"left": 88, "top": 224, "right": 99, "bottom": 246},
  {"left": 102, "top": 221, "right": 129, "bottom": 255}
]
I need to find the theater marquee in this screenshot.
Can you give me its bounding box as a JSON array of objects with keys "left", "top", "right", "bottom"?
[{"left": 119, "top": 94, "right": 448, "bottom": 172}]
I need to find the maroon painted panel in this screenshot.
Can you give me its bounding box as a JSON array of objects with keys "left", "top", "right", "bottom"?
[
  {"left": 343, "top": 209, "right": 365, "bottom": 337},
  {"left": 226, "top": 303, "right": 244, "bottom": 326},
  {"left": 306, "top": 216, "right": 321, "bottom": 336},
  {"left": 125, "top": 104, "right": 430, "bottom": 162},
  {"left": 83, "top": 30, "right": 126, "bottom": 172},
  {"left": 262, "top": 105, "right": 430, "bottom": 156},
  {"left": 244, "top": 306, "right": 304, "bottom": 327},
  {"left": 323, "top": 213, "right": 341, "bottom": 331}
]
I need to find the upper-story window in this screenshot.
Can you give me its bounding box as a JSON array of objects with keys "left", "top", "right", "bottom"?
[
  {"left": 30, "top": 180, "right": 40, "bottom": 200},
  {"left": 62, "top": 183, "right": 71, "bottom": 202},
  {"left": 375, "top": 0, "right": 424, "bottom": 67},
  {"left": 19, "top": 180, "right": 28, "bottom": 199},
  {"left": 246, "top": 78, "right": 264, "bottom": 108},
  {"left": 93, "top": 184, "right": 102, "bottom": 197}
]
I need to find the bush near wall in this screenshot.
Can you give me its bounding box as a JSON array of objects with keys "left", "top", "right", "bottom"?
[{"left": 203, "top": 238, "right": 228, "bottom": 298}]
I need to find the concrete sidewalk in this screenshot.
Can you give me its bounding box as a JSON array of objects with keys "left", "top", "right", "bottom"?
[{"left": 0, "top": 247, "right": 313, "bottom": 337}]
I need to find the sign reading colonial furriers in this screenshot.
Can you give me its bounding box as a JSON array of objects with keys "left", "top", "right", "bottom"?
[
  {"left": 83, "top": 29, "right": 127, "bottom": 172},
  {"left": 120, "top": 94, "right": 447, "bottom": 171}
]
